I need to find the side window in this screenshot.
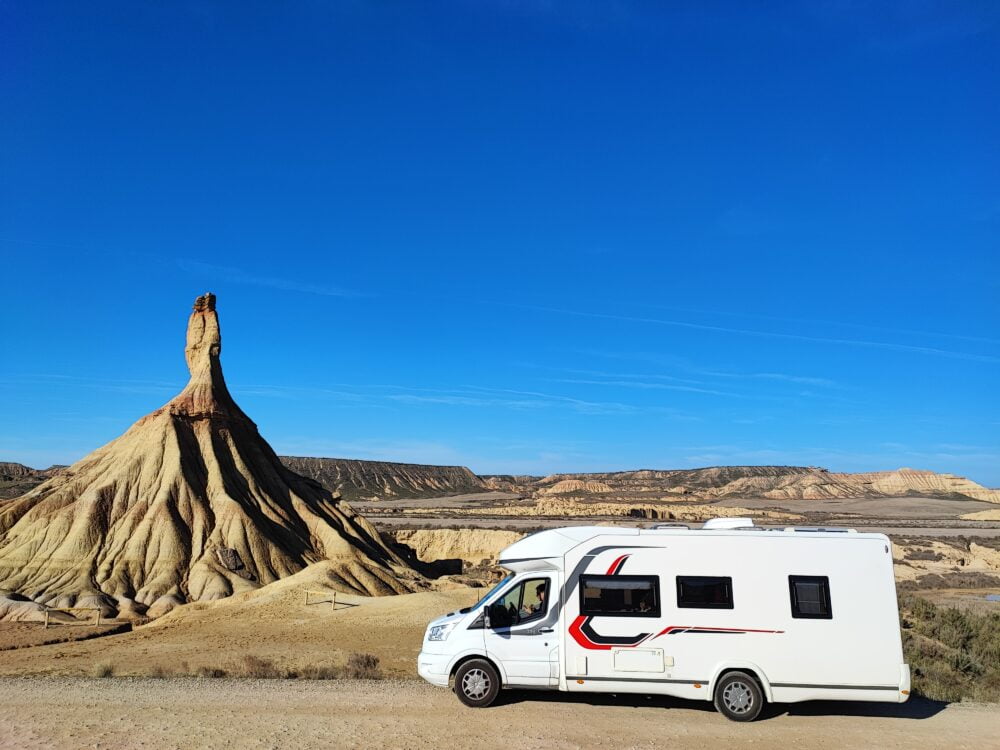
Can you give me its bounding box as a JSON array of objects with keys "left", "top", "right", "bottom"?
[
  {"left": 676, "top": 576, "right": 733, "bottom": 609},
  {"left": 488, "top": 578, "right": 549, "bottom": 628},
  {"left": 580, "top": 575, "right": 660, "bottom": 617},
  {"left": 789, "top": 575, "right": 832, "bottom": 619}
]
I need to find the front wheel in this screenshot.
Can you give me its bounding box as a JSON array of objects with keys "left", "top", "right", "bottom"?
[
  {"left": 713, "top": 671, "right": 764, "bottom": 722},
  {"left": 454, "top": 659, "right": 501, "bottom": 708}
]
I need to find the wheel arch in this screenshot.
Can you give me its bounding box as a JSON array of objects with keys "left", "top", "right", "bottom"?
[
  {"left": 709, "top": 662, "right": 773, "bottom": 703},
  {"left": 448, "top": 652, "right": 507, "bottom": 688}
]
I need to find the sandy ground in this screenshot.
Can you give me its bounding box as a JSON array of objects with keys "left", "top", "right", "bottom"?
[
  {"left": 0, "top": 572, "right": 480, "bottom": 678},
  {"left": 0, "top": 622, "right": 129, "bottom": 651},
  {"left": 921, "top": 587, "right": 1000, "bottom": 614},
  {"left": 0, "top": 678, "right": 995, "bottom": 750},
  {"left": 712, "top": 495, "right": 1000, "bottom": 519},
  {"left": 360, "top": 492, "right": 999, "bottom": 520}
]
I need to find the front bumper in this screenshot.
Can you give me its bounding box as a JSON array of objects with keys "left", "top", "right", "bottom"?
[{"left": 417, "top": 650, "right": 451, "bottom": 688}]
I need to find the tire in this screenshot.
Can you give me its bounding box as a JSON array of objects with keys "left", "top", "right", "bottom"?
[
  {"left": 454, "top": 659, "right": 501, "bottom": 708},
  {"left": 713, "top": 671, "right": 764, "bottom": 722}
]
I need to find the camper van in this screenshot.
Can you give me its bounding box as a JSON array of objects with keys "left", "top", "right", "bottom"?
[{"left": 417, "top": 519, "right": 910, "bottom": 721}]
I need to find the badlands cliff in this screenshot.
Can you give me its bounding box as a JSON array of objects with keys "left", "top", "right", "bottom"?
[
  {"left": 527, "top": 465, "right": 999, "bottom": 504},
  {"left": 280, "top": 456, "right": 485, "bottom": 501},
  {"left": 0, "top": 294, "right": 418, "bottom": 621},
  {"left": 0, "top": 463, "right": 64, "bottom": 500}
]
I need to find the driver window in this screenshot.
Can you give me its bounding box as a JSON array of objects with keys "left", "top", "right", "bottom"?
[{"left": 490, "top": 578, "right": 549, "bottom": 628}]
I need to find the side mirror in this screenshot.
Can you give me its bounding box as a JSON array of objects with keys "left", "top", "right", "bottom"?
[{"left": 487, "top": 602, "right": 507, "bottom": 629}]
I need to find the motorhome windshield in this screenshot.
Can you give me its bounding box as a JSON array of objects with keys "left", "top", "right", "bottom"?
[{"left": 459, "top": 575, "right": 513, "bottom": 614}]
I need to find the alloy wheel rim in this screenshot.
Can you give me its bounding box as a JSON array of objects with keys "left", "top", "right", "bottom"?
[
  {"left": 723, "top": 681, "right": 754, "bottom": 714},
  {"left": 462, "top": 668, "right": 490, "bottom": 699}
]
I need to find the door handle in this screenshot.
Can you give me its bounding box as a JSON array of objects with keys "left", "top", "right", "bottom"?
[{"left": 539, "top": 628, "right": 554, "bottom": 633}]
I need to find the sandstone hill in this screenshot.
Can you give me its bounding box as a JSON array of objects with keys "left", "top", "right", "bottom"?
[
  {"left": 537, "top": 479, "right": 613, "bottom": 496},
  {"left": 525, "top": 465, "right": 1000, "bottom": 503},
  {"left": 0, "top": 293, "right": 419, "bottom": 622},
  {"left": 279, "top": 456, "right": 485, "bottom": 501}
]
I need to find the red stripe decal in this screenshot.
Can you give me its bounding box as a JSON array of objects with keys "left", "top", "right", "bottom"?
[
  {"left": 568, "top": 615, "right": 612, "bottom": 650},
  {"left": 652, "top": 625, "right": 785, "bottom": 638},
  {"left": 605, "top": 554, "right": 630, "bottom": 575}
]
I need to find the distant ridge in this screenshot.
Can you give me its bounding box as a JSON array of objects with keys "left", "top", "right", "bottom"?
[
  {"left": 0, "top": 463, "right": 65, "bottom": 500},
  {"left": 279, "top": 456, "right": 486, "bottom": 502},
  {"left": 520, "top": 465, "right": 1000, "bottom": 504}
]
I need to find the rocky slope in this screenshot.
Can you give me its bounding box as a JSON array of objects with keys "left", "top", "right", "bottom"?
[
  {"left": 0, "top": 293, "right": 419, "bottom": 621},
  {"left": 280, "top": 457, "right": 485, "bottom": 501}
]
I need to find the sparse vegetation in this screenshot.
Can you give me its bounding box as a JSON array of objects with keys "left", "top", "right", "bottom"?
[
  {"left": 195, "top": 666, "right": 227, "bottom": 678},
  {"left": 93, "top": 662, "right": 114, "bottom": 678},
  {"left": 343, "top": 652, "right": 382, "bottom": 679},
  {"left": 163, "top": 652, "right": 383, "bottom": 681},
  {"left": 234, "top": 655, "right": 287, "bottom": 679},
  {"left": 901, "top": 594, "right": 1000, "bottom": 703},
  {"left": 296, "top": 664, "right": 342, "bottom": 680},
  {"left": 904, "top": 548, "right": 944, "bottom": 562}
]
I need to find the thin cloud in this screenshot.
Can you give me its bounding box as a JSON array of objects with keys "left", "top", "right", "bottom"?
[
  {"left": 700, "top": 370, "right": 839, "bottom": 388},
  {"left": 387, "top": 393, "right": 548, "bottom": 410},
  {"left": 177, "top": 259, "right": 363, "bottom": 298},
  {"left": 523, "top": 305, "right": 1000, "bottom": 364},
  {"left": 545, "top": 377, "right": 740, "bottom": 397},
  {"left": 638, "top": 302, "right": 1000, "bottom": 347}
]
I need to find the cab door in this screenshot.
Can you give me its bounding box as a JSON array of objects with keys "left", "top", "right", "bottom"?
[{"left": 484, "top": 575, "right": 559, "bottom": 687}]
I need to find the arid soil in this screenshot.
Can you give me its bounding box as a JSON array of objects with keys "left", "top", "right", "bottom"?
[
  {"left": 0, "top": 569, "right": 479, "bottom": 678},
  {"left": 0, "top": 622, "right": 129, "bottom": 652},
  {"left": 0, "top": 678, "right": 995, "bottom": 750}
]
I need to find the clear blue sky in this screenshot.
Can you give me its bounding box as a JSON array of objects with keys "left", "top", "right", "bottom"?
[{"left": 2, "top": 2, "right": 998, "bottom": 485}]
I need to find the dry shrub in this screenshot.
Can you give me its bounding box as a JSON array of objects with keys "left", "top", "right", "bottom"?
[
  {"left": 195, "top": 666, "right": 227, "bottom": 678},
  {"left": 297, "top": 664, "right": 341, "bottom": 680},
  {"left": 148, "top": 665, "right": 170, "bottom": 679},
  {"left": 234, "top": 655, "right": 289, "bottom": 679},
  {"left": 343, "top": 652, "right": 381, "bottom": 680},
  {"left": 93, "top": 662, "right": 114, "bottom": 678}
]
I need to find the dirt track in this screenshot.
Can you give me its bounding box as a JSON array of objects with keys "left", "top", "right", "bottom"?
[{"left": 0, "top": 678, "right": 995, "bottom": 750}]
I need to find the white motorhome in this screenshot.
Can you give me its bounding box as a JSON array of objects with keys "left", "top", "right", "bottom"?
[{"left": 417, "top": 519, "right": 910, "bottom": 721}]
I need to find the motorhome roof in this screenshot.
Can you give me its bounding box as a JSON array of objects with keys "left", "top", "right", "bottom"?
[{"left": 496, "top": 519, "right": 883, "bottom": 573}]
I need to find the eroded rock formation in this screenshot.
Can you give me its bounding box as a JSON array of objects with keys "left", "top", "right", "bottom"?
[{"left": 0, "top": 293, "right": 418, "bottom": 620}]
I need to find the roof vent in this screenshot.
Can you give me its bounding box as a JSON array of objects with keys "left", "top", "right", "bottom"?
[{"left": 702, "top": 518, "right": 755, "bottom": 530}]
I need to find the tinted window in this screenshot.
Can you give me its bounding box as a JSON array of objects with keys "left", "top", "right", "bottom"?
[
  {"left": 676, "top": 576, "right": 733, "bottom": 609},
  {"left": 487, "top": 577, "right": 549, "bottom": 628},
  {"left": 789, "top": 575, "right": 832, "bottom": 619},
  {"left": 580, "top": 575, "right": 660, "bottom": 617}
]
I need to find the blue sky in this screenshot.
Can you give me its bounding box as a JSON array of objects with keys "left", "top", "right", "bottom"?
[{"left": 2, "top": 2, "right": 998, "bottom": 485}]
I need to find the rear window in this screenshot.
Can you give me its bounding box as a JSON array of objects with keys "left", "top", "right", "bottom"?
[
  {"left": 789, "top": 575, "right": 832, "bottom": 619},
  {"left": 580, "top": 575, "right": 660, "bottom": 617},
  {"left": 676, "top": 576, "right": 734, "bottom": 609}
]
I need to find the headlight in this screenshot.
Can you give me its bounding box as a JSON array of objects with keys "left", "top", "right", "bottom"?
[{"left": 428, "top": 622, "right": 457, "bottom": 641}]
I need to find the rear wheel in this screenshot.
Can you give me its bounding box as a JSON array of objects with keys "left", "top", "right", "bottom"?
[
  {"left": 454, "top": 659, "right": 501, "bottom": 708},
  {"left": 713, "top": 671, "right": 764, "bottom": 722}
]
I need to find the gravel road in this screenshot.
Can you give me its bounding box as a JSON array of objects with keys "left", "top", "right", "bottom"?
[{"left": 0, "top": 678, "right": 994, "bottom": 750}]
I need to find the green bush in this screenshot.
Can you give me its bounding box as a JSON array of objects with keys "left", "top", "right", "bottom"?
[{"left": 900, "top": 595, "right": 1000, "bottom": 702}]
